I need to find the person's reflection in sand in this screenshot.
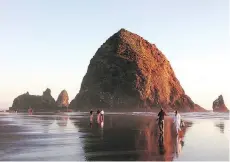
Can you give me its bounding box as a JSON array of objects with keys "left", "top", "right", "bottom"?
[
  {"left": 158, "top": 133, "right": 165, "bottom": 155},
  {"left": 42, "top": 117, "right": 55, "bottom": 133},
  {"left": 215, "top": 122, "right": 225, "bottom": 133},
  {"left": 56, "top": 114, "right": 69, "bottom": 127},
  {"left": 174, "top": 135, "right": 183, "bottom": 158},
  {"left": 100, "top": 121, "right": 104, "bottom": 128},
  {"left": 100, "top": 121, "right": 104, "bottom": 140}
]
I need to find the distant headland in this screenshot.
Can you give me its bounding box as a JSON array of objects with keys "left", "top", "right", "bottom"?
[{"left": 9, "top": 88, "right": 71, "bottom": 112}]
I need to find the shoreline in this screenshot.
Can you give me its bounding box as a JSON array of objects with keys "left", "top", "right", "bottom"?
[
  {"left": 5, "top": 106, "right": 214, "bottom": 113},
  {"left": 4, "top": 109, "right": 222, "bottom": 114}
]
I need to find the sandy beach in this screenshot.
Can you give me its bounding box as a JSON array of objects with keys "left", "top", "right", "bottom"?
[{"left": 0, "top": 112, "right": 229, "bottom": 161}]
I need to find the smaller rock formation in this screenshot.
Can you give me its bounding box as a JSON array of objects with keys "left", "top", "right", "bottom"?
[
  {"left": 56, "top": 90, "right": 69, "bottom": 108},
  {"left": 9, "top": 88, "right": 56, "bottom": 112},
  {"left": 213, "top": 95, "right": 229, "bottom": 112}
]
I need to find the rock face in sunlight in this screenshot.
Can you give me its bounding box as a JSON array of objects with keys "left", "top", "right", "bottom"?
[
  {"left": 9, "top": 88, "right": 56, "bottom": 112},
  {"left": 56, "top": 90, "right": 69, "bottom": 108},
  {"left": 69, "top": 28, "right": 206, "bottom": 112},
  {"left": 213, "top": 95, "right": 229, "bottom": 112}
]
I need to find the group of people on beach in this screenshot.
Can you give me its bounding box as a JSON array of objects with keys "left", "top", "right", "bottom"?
[
  {"left": 157, "top": 108, "right": 185, "bottom": 156},
  {"left": 89, "top": 107, "right": 183, "bottom": 134},
  {"left": 89, "top": 107, "right": 183, "bottom": 135},
  {"left": 157, "top": 108, "right": 184, "bottom": 135},
  {"left": 90, "top": 109, "right": 105, "bottom": 127}
]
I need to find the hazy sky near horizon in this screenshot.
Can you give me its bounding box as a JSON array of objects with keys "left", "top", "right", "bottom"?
[{"left": 0, "top": 0, "right": 229, "bottom": 110}]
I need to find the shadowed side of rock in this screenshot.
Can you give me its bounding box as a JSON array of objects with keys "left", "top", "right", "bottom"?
[
  {"left": 213, "top": 95, "right": 229, "bottom": 112},
  {"left": 69, "top": 28, "right": 206, "bottom": 112},
  {"left": 9, "top": 88, "right": 56, "bottom": 112}
]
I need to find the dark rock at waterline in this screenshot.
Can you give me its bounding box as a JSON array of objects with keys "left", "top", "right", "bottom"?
[
  {"left": 9, "top": 88, "right": 56, "bottom": 112},
  {"left": 213, "top": 95, "right": 229, "bottom": 112}
]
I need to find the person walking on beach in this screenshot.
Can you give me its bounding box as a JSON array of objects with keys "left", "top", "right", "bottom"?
[
  {"left": 28, "top": 107, "right": 33, "bottom": 115},
  {"left": 157, "top": 108, "right": 167, "bottom": 133},
  {"left": 97, "top": 110, "right": 101, "bottom": 123},
  {"left": 173, "top": 110, "right": 181, "bottom": 135},
  {"left": 90, "top": 110, "right": 93, "bottom": 126},
  {"left": 100, "top": 109, "right": 104, "bottom": 122}
]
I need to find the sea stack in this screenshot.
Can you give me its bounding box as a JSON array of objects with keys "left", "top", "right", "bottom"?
[
  {"left": 213, "top": 95, "right": 229, "bottom": 112},
  {"left": 69, "top": 28, "right": 205, "bottom": 112},
  {"left": 9, "top": 88, "right": 56, "bottom": 112},
  {"left": 56, "top": 90, "right": 69, "bottom": 108}
]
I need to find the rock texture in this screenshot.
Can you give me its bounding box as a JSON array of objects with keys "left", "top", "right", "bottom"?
[
  {"left": 69, "top": 28, "right": 205, "bottom": 111},
  {"left": 56, "top": 90, "right": 69, "bottom": 108},
  {"left": 9, "top": 88, "right": 56, "bottom": 112},
  {"left": 213, "top": 95, "right": 229, "bottom": 112}
]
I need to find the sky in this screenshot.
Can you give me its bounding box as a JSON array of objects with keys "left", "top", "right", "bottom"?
[{"left": 0, "top": 0, "right": 229, "bottom": 110}]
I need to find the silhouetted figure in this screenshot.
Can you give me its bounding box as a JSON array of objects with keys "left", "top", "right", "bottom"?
[
  {"left": 90, "top": 110, "right": 93, "bottom": 127},
  {"left": 157, "top": 108, "right": 167, "bottom": 133}
]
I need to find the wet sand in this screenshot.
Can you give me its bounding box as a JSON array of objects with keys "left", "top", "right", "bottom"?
[{"left": 0, "top": 112, "right": 229, "bottom": 161}]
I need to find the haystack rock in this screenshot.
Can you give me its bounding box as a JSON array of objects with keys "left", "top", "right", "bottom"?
[
  {"left": 56, "top": 90, "right": 69, "bottom": 108},
  {"left": 69, "top": 28, "right": 206, "bottom": 112},
  {"left": 9, "top": 88, "right": 56, "bottom": 112},
  {"left": 213, "top": 95, "right": 229, "bottom": 112}
]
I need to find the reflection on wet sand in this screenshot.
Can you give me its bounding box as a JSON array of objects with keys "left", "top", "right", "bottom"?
[
  {"left": 74, "top": 115, "right": 192, "bottom": 161},
  {"left": 1, "top": 112, "right": 228, "bottom": 161},
  {"left": 215, "top": 122, "right": 225, "bottom": 133},
  {"left": 158, "top": 133, "right": 165, "bottom": 155},
  {"left": 174, "top": 135, "right": 183, "bottom": 158},
  {"left": 0, "top": 113, "right": 85, "bottom": 161},
  {"left": 135, "top": 117, "right": 191, "bottom": 161},
  {"left": 56, "top": 115, "right": 69, "bottom": 127}
]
